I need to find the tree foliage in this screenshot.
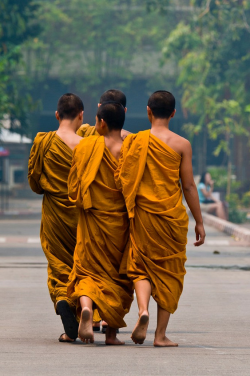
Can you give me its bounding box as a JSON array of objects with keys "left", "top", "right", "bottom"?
[
  {"left": 26, "top": 0, "right": 168, "bottom": 98},
  {"left": 0, "top": 0, "right": 40, "bottom": 135},
  {"left": 162, "top": 0, "right": 250, "bottom": 187}
]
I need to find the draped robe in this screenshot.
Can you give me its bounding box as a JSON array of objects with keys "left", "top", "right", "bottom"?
[
  {"left": 28, "top": 132, "right": 78, "bottom": 310},
  {"left": 67, "top": 136, "right": 133, "bottom": 328},
  {"left": 115, "top": 130, "right": 189, "bottom": 314},
  {"left": 77, "top": 124, "right": 98, "bottom": 138}
]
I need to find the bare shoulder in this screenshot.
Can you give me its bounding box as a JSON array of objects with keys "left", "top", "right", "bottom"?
[{"left": 168, "top": 131, "right": 191, "bottom": 156}]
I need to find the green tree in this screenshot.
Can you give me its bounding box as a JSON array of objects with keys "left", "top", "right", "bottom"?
[
  {"left": 24, "top": 0, "right": 170, "bottom": 123},
  {"left": 161, "top": 0, "right": 250, "bottom": 191},
  {"left": 0, "top": 0, "right": 39, "bottom": 135}
]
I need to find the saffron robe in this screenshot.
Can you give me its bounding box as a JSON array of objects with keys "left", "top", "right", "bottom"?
[
  {"left": 28, "top": 132, "right": 78, "bottom": 310},
  {"left": 115, "top": 130, "right": 189, "bottom": 314},
  {"left": 77, "top": 124, "right": 98, "bottom": 138},
  {"left": 67, "top": 136, "right": 133, "bottom": 328}
]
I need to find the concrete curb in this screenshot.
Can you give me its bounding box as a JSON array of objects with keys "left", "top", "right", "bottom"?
[
  {"left": 0, "top": 210, "right": 41, "bottom": 215},
  {"left": 202, "top": 212, "right": 250, "bottom": 244}
]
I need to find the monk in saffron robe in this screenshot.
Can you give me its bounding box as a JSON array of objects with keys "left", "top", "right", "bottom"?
[
  {"left": 115, "top": 90, "right": 206, "bottom": 347},
  {"left": 28, "top": 93, "right": 84, "bottom": 342},
  {"left": 76, "top": 88, "right": 130, "bottom": 333},
  {"left": 67, "top": 101, "right": 133, "bottom": 345}
]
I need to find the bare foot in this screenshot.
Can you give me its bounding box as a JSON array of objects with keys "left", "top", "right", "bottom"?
[
  {"left": 154, "top": 336, "right": 178, "bottom": 347},
  {"left": 131, "top": 311, "right": 149, "bottom": 344},
  {"left": 78, "top": 307, "right": 94, "bottom": 344},
  {"left": 105, "top": 326, "right": 125, "bottom": 346}
]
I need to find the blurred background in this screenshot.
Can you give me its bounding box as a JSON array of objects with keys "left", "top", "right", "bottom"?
[{"left": 0, "top": 0, "right": 250, "bottom": 224}]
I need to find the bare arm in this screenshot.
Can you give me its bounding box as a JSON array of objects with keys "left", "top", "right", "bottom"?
[
  {"left": 121, "top": 129, "right": 131, "bottom": 141},
  {"left": 180, "top": 141, "right": 206, "bottom": 246}
]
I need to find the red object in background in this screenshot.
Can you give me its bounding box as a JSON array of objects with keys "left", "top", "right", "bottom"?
[{"left": 0, "top": 147, "right": 10, "bottom": 156}]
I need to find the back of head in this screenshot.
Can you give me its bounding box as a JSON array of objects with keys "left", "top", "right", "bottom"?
[
  {"left": 97, "top": 101, "right": 125, "bottom": 131},
  {"left": 57, "top": 93, "right": 84, "bottom": 120},
  {"left": 99, "top": 89, "right": 126, "bottom": 108},
  {"left": 148, "top": 90, "right": 175, "bottom": 119}
]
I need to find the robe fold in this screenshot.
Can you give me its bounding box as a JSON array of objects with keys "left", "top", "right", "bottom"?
[
  {"left": 115, "top": 130, "right": 189, "bottom": 314},
  {"left": 28, "top": 132, "right": 78, "bottom": 311},
  {"left": 67, "top": 136, "right": 133, "bottom": 328},
  {"left": 77, "top": 123, "right": 98, "bottom": 138}
]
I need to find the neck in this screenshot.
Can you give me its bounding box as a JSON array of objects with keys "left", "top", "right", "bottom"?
[
  {"left": 57, "top": 119, "right": 78, "bottom": 134},
  {"left": 151, "top": 117, "right": 170, "bottom": 130},
  {"left": 104, "top": 130, "right": 122, "bottom": 141}
]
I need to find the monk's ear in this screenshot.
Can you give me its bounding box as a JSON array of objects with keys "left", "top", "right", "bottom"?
[
  {"left": 147, "top": 106, "right": 152, "bottom": 121},
  {"left": 124, "top": 107, "right": 127, "bottom": 113},
  {"left": 101, "top": 119, "right": 106, "bottom": 129},
  {"left": 79, "top": 111, "right": 84, "bottom": 121},
  {"left": 98, "top": 103, "right": 101, "bottom": 108},
  {"left": 170, "top": 109, "right": 176, "bottom": 118},
  {"left": 55, "top": 111, "right": 60, "bottom": 121}
]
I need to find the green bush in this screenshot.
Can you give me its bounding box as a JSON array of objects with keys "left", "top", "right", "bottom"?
[
  {"left": 242, "top": 191, "right": 250, "bottom": 208},
  {"left": 207, "top": 166, "right": 241, "bottom": 191},
  {"left": 227, "top": 194, "right": 247, "bottom": 224}
]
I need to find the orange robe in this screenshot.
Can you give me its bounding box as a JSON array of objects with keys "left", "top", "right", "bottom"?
[
  {"left": 77, "top": 124, "right": 98, "bottom": 138},
  {"left": 67, "top": 136, "right": 133, "bottom": 328},
  {"left": 115, "top": 130, "right": 189, "bottom": 314},
  {"left": 28, "top": 132, "right": 78, "bottom": 311}
]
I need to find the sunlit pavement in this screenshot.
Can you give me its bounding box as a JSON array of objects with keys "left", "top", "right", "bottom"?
[{"left": 0, "top": 217, "right": 249, "bottom": 376}]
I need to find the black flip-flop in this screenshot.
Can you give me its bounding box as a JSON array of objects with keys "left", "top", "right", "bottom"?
[
  {"left": 58, "top": 333, "right": 75, "bottom": 343},
  {"left": 102, "top": 324, "right": 119, "bottom": 334},
  {"left": 57, "top": 300, "right": 78, "bottom": 340}
]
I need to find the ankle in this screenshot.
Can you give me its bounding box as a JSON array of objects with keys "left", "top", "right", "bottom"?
[
  {"left": 82, "top": 306, "right": 92, "bottom": 311},
  {"left": 138, "top": 309, "right": 149, "bottom": 317},
  {"left": 106, "top": 326, "right": 116, "bottom": 339},
  {"left": 155, "top": 329, "right": 166, "bottom": 339}
]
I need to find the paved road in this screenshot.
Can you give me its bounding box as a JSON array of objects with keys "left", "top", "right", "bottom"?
[{"left": 0, "top": 217, "right": 249, "bottom": 376}]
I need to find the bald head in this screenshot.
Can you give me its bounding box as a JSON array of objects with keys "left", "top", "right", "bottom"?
[
  {"left": 148, "top": 90, "right": 175, "bottom": 119},
  {"left": 57, "top": 93, "right": 84, "bottom": 120},
  {"left": 99, "top": 89, "right": 126, "bottom": 108}
]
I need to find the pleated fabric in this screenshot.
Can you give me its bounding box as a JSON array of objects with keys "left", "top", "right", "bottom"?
[
  {"left": 115, "top": 130, "right": 189, "bottom": 314},
  {"left": 28, "top": 132, "right": 78, "bottom": 311},
  {"left": 77, "top": 123, "right": 98, "bottom": 137},
  {"left": 67, "top": 136, "right": 133, "bottom": 328}
]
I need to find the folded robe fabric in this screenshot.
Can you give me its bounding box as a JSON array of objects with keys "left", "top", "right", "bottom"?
[
  {"left": 77, "top": 123, "right": 98, "bottom": 138},
  {"left": 67, "top": 136, "right": 133, "bottom": 328},
  {"left": 28, "top": 132, "right": 79, "bottom": 310},
  {"left": 115, "top": 130, "right": 189, "bottom": 314}
]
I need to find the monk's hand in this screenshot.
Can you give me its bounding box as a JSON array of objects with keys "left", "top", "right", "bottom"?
[
  {"left": 121, "top": 134, "right": 128, "bottom": 141},
  {"left": 194, "top": 223, "right": 206, "bottom": 246}
]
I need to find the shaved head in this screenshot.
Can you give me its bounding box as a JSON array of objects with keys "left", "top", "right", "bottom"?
[
  {"left": 99, "top": 89, "right": 126, "bottom": 108},
  {"left": 57, "top": 93, "right": 84, "bottom": 120},
  {"left": 97, "top": 101, "right": 125, "bottom": 131},
  {"left": 148, "top": 91, "right": 175, "bottom": 119}
]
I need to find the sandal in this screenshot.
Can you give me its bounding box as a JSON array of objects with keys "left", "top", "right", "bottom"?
[
  {"left": 57, "top": 300, "right": 78, "bottom": 340},
  {"left": 58, "top": 333, "right": 75, "bottom": 343}
]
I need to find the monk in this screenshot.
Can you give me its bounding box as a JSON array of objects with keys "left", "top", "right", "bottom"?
[
  {"left": 115, "top": 90, "right": 206, "bottom": 347},
  {"left": 67, "top": 101, "right": 134, "bottom": 345},
  {"left": 28, "top": 93, "right": 84, "bottom": 343},
  {"left": 77, "top": 88, "right": 130, "bottom": 333},
  {"left": 77, "top": 89, "right": 130, "bottom": 140}
]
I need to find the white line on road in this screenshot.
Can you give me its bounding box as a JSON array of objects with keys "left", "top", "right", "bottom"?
[
  {"left": 0, "top": 238, "right": 6, "bottom": 243},
  {"left": 205, "top": 240, "right": 230, "bottom": 245},
  {"left": 27, "top": 238, "right": 40, "bottom": 244}
]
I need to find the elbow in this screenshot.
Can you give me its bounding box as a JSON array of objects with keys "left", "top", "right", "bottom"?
[{"left": 182, "top": 182, "right": 196, "bottom": 193}]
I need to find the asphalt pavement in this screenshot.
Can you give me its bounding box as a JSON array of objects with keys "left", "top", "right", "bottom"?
[{"left": 0, "top": 216, "right": 249, "bottom": 376}]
